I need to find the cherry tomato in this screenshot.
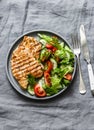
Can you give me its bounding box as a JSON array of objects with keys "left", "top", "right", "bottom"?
[
  {"left": 44, "top": 72, "right": 51, "bottom": 86},
  {"left": 64, "top": 74, "right": 72, "bottom": 81},
  {"left": 34, "top": 84, "right": 46, "bottom": 97},
  {"left": 46, "top": 44, "right": 54, "bottom": 49},
  {"left": 46, "top": 61, "right": 53, "bottom": 73}
]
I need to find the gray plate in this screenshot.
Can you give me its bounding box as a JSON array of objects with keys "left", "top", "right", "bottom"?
[{"left": 6, "top": 30, "right": 76, "bottom": 100}]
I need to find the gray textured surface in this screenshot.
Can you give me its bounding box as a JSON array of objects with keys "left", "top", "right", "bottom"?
[{"left": 0, "top": 0, "right": 94, "bottom": 130}]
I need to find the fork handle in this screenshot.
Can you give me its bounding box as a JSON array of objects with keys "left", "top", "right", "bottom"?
[{"left": 77, "top": 56, "right": 86, "bottom": 94}]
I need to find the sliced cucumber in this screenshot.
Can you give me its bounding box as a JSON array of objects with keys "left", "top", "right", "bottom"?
[
  {"left": 40, "top": 39, "right": 47, "bottom": 45},
  {"left": 50, "top": 58, "right": 57, "bottom": 69},
  {"left": 27, "top": 85, "right": 34, "bottom": 95},
  {"left": 38, "top": 77, "right": 46, "bottom": 89},
  {"left": 38, "top": 77, "right": 45, "bottom": 86}
]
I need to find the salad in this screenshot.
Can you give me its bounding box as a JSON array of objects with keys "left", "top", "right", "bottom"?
[{"left": 27, "top": 34, "right": 75, "bottom": 97}]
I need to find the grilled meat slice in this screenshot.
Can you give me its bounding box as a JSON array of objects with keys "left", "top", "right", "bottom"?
[{"left": 11, "top": 36, "right": 43, "bottom": 89}]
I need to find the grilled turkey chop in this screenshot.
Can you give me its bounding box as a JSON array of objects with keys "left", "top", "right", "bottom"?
[{"left": 11, "top": 36, "right": 43, "bottom": 89}]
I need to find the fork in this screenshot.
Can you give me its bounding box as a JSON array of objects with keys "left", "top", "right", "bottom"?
[{"left": 71, "top": 34, "right": 86, "bottom": 94}]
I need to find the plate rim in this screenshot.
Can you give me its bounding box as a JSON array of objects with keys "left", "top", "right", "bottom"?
[{"left": 6, "top": 29, "right": 76, "bottom": 100}]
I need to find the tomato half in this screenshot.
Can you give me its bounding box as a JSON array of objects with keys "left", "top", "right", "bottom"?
[
  {"left": 34, "top": 84, "right": 46, "bottom": 97},
  {"left": 52, "top": 47, "right": 57, "bottom": 52},
  {"left": 64, "top": 74, "right": 72, "bottom": 81},
  {"left": 46, "top": 44, "right": 54, "bottom": 49},
  {"left": 46, "top": 61, "right": 53, "bottom": 73},
  {"left": 46, "top": 44, "right": 57, "bottom": 53},
  {"left": 44, "top": 72, "right": 51, "bottom": 86}
]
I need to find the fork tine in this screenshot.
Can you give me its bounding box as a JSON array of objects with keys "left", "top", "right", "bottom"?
[
  {"left": 71, "top": 34, "right": 75, "bottom": 49},
  {"left": 75, "top": 34, "right": 78, "bottom": 48},
  {"left": 72, "top": 33, "right": 80, "bottom": 49},
  {"left": 76, "top": 35, "right": 80, "bottom": 48},
  {"left": 77, "top": 35, "right": 81, "bottom": 48}
]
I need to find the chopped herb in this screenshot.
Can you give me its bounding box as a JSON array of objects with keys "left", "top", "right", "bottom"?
[{"left": 27, "top": 74, "right": 36, "bottom": 86}]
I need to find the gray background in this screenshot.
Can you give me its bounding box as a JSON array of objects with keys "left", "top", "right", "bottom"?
[{"left": 0, "top": 0, "right": 94, "bottom": 130}]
